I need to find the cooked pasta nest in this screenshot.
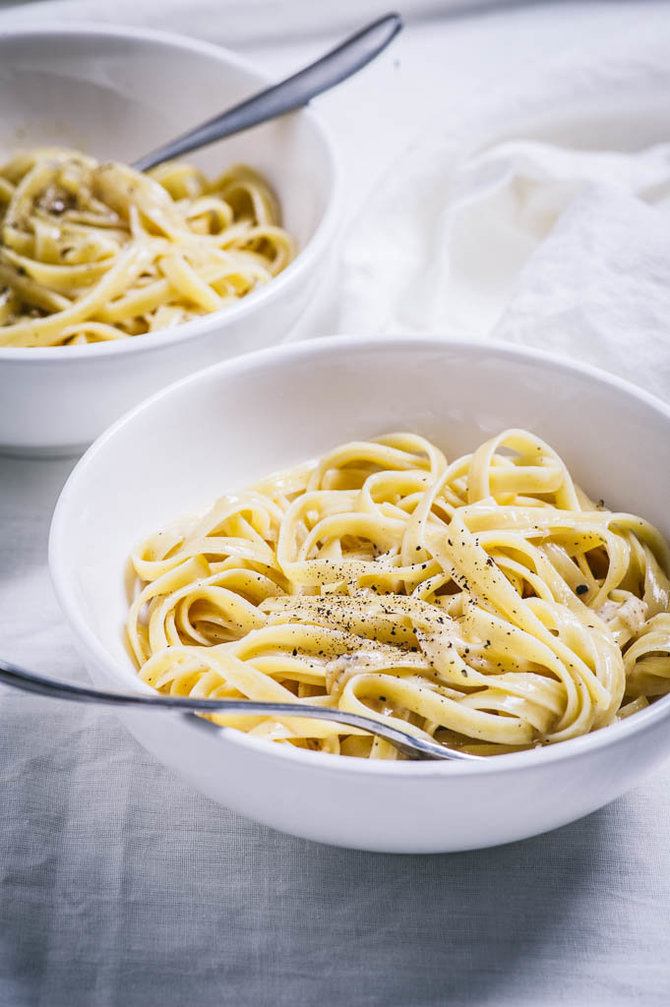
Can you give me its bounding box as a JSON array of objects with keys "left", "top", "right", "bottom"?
[
  {"left": 126, "top": 429, "right": 670, "bottom": 759},
  {"left": 0, "top": 147, "right": 295, "bottom": 346}
]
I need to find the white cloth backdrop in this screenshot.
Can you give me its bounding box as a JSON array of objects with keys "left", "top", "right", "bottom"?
[
  {"left": 338, "top": 25, "right": 670, "bottom": 403},
  {"left": 0, "top": 0, "right": 515, "bottom": 43},
  {"left": 2, "top": 3, "right": 670, "bottom": 1006}
]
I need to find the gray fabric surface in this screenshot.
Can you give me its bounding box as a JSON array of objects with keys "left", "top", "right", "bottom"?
[{"left": 2, "top": 433, "right": 670, "bottom": 1007}]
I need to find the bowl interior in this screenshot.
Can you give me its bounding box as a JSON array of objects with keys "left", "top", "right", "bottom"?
[
  {"left": 50, "top": 337, "right": 670, "bottom": 702},
  {"left": 0, "top": 26, "right": 333, "bottom": 254}
]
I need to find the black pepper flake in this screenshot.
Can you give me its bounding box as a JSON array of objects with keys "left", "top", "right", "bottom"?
[
  {"left": 292, "top": 648, "right": 298, "bottom": 656},
  {"left": 576, "top": 584, "right": 588, "bottom": 596}
]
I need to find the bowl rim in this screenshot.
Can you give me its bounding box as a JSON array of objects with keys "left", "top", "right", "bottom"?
[
  {"left": 0, "top": 21, "right": 340, "bottom": 363},
  {"left": 49, "top": 332, "right": 670, "bottom": 777}
]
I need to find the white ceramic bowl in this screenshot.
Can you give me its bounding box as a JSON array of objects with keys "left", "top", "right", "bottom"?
[
  {"left": 49, "top": 336, "right": 670, "bottom": 853},
  {"left": 0, "top": 24, "right": 337, "bottom": 456}
]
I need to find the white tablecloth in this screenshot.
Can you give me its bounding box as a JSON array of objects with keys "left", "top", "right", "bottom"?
[{"left": 2, "top": 4, "right": 670, "bottom": 1005}]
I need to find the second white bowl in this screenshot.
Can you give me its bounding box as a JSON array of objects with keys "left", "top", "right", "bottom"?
[
  {"left": 49, "top": 336, "right": 670, "bottom": 852},
  {"left": 0, "top": 24, "right": 337, "bottom": 455}
]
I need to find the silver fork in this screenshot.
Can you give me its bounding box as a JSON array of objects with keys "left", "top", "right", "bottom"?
[
  {"left": 0, "top": 658, "right": 480, "bottom": 761},
  {"left": 133, "top": 14, "right": 402, "bottom": 172}
]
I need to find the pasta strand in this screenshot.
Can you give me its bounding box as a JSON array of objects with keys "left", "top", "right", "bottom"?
[{"left": 126, "top": 430, "right": 670, "bottom": 758}]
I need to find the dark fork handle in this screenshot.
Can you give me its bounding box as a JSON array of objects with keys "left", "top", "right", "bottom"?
[
  {"left": 0, "top": 656, "right": 480, "bottom": 761},
  {"left": 133, "top": 13, "right": 403, "bottom": 172}
]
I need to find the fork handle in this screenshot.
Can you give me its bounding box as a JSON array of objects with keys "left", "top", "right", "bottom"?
[
  {"left": 133, "top": 13, "right": 402, "bottom": 172},
  {"left": 0, "top": 656, "right": 478, "bottom": 761}
]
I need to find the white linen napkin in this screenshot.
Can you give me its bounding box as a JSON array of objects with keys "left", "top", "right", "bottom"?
[
  {"left": 493, "top": 179, "right": 670, "bottom": 402},
  {"left": 338, "top": 33, "right": 670, "bottom": 403}
]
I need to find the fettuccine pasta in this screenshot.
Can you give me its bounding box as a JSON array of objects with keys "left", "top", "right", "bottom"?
[
  {"left": 0, "top": 147, "right": 294, "bottom": 346},
  {"left": 126, "top": 430, "right": 670, "bottom": 758}
]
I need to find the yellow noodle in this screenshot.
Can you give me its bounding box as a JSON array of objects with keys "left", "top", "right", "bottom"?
[
  {"left": 126, "top": 429, "right": 670, "bottom": 758},
  {"left": 0, "top": 148, "right": 295, "bottom": 346}
]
